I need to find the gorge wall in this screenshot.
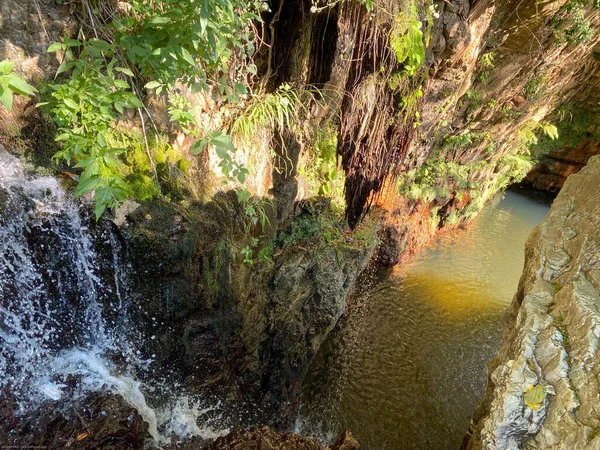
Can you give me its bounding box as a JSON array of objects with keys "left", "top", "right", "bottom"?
[
  {"left": 464, "top": 155, "right": 600, "bottom": 450},
  {"left": 0, "top": 0, "right": 599, "bottom": 447}
]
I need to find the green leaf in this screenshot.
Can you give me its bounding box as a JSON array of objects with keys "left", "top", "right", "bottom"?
[
  {"left": 55, "top": 132, "right": 71, "bottom": 141},
  {"left": 126, "top": 96, "right": 144, "bottom": 108},
  {"left": 55, "top": 61, "right": 75, "bottom": 77},
  {"left": 114, "top": 67, "right": 134, "bottom": 77},
  {"left": 63, "top": 98, "right": 79, "bottom": 110},
  {"left": 145, "top": 81, "right": 162, "bottom": 90},
  {"left": 234, "top": 83, "right": 247, "bottom": 96},
  {"left": 113, "top": 79, "right": 130, "bottom": 89},
  {"left": 191, "top": 139, "right": 208, "bottom": 155},
  {"left": 0, "top": 59, "right": 15, "bottom": 75},
  {"left": 542, "top": 123, "right": 559, "bottom": 140},
  {"left": 8, "top": 75, "right": 37, "bottom": 95},
  {"left": 236, "top": 188, "right": 251, "bottom": 203},
  {"left": 47, "top": 42, "right": 64, "bottom": 53},
  {"left": 149, "top": 16, "right": 172, "bottom": 25},
  {"left": 180, "top": 47, "right": 196, "bottom": 66},
  {"left": 74, "top": 156, "right": 96, "bottom": 168},
  {"left": 74, "top": 175, "right": 99, "bottom": 198},
  {"left": 94, "top": 200, "right": 107, "bottom": 221},
  {"left": 64, "top": 38, "right": 83, "bottom": 48},
  {"left": 97, "top": 132, "right": 107, "bottom": 148},
  {"left": 199, "top": 1, "right": 209, "bottom": 33},
  {"left": 210, "top": 132, "right": 235, "bottom": 152},
  {"left": 89, "top": 39, "right": 112, "bottom": 51},
  {"left": 0, "top": 86, "right": 13, "bottom": 112}
]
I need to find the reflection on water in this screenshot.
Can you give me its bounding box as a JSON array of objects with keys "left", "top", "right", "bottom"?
[{"left": 297, "top": 191, "right": 550, "bottom": 450}]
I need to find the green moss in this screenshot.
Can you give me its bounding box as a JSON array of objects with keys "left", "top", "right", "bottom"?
[
  {"left": 588, "top": 427, "right": 600, "bottom": 443},
  {"left": 257, "top": 241, "right": 275, "bottom": 263},
  {"left": 202, "top": 239, "right": 232, "bottom": 307},
  {"left": 126, "top": 173, "right": 161, "bottom": 202},
  {"left": 438, "top": 131, "right": 486, "bottom": 151},
  {"left": 275, "top": 202, "right": 378, "bottom": 258},
  {"left": 277, "top": 214, "right": 322, "bottom": 248}
]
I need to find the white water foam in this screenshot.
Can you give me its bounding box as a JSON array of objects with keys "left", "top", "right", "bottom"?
[{"left": 0, "top": 150, "right": 226, "bottom": 445}]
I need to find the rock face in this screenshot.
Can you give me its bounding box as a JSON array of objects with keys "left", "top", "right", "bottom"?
[
  {"left": 524, "top": 106, "right": 600, "bottom": 193},
  {"left": 100, "top": 196, "right": 375, "bottom": 428},
  {"left": 464, "top": 155, "right": 600, "bottom": 449},
  {"left": 525, "top": 138, "right": 600, "bottom": 192}
]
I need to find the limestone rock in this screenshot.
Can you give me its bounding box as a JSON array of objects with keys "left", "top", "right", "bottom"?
[{"left": 465, "top": 155, "right": 600, "bottom": 449}]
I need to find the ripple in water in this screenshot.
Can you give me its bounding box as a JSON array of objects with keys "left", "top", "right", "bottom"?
[{"left": 297, "top": 191, "right": 550, "bottom": 450}]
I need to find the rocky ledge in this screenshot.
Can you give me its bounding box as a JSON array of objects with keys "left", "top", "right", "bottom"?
[
  {"left": 465, "top": 155, "right": 600, "bottom": 449},
  {"left": 0, "top": 391, "right": 359, "bottom": 450}
]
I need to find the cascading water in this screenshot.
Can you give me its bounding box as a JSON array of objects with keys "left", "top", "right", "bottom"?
[{"left": 0, "top": 150, "right": 226, "bottom": 445}]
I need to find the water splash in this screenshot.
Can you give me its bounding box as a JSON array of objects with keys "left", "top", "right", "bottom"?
[{"left": 0, "top": 150, "right": 225, "bottom": 444}]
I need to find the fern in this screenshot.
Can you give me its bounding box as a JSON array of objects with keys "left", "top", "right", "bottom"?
[
  {"left": 540, "top": 122, "right": 559, "bottom": 140},
  {"left": 232, "top": 84, "right": 312, "bottom": 140}
]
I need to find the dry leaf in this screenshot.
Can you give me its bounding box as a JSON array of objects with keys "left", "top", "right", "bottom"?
[
  {"left": 76, "top": 432, "right": 89, "bottom": 441},
  {"left": 524, "top": 384, "right": 545, "bottom": 410}
]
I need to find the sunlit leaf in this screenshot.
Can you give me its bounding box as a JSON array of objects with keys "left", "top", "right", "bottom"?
[{"left": 524, "top": 384, "right": 545, "bottom": 410}]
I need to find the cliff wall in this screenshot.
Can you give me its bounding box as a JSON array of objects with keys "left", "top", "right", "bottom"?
[{"left": 465, "top": 155, "right": 600, "bottom": 449}]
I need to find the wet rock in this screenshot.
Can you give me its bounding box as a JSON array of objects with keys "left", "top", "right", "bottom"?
[
  {"left": 525, "top": 137, "right": 600, "bottom": 193},
  {"left": 99, "top": 196, "right": 374, "bottom": 429},
  {"left": 465, "top": 155, "right": 600, "bottom": 449},
  {"left": 0, "top": 187, "right": 8, "bottom": 214},
  {"left": 331, "top": 430, "right": 361, "bottom": 450},
  {"left": 203, "top": 426, "right": 323, "bottom": 449},
  {"left": 0, "top": 392, "right": 149, "bottom": 449},
  {"left": 165, "top": 427, "right": 361, "bottom": 450},
  {"left": 197, "top": 426, "right": 359, "bottom": 450}
]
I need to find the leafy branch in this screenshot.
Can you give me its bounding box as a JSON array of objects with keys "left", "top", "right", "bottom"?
[{"left": 0, "top": 59, "right": 37, "bottom": 112}]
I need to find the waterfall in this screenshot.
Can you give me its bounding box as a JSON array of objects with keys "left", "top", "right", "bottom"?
[{"left": 0, "top": 150, "right": 226, "bottom": 444}]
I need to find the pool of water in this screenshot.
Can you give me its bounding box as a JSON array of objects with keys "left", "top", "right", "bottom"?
[{"left": 297, "top": 190, "right": 551, "bottom": 450}]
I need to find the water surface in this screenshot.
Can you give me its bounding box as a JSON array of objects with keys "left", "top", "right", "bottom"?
[{"left": 297, "top": 191, "right": 550, "bottom": 450}]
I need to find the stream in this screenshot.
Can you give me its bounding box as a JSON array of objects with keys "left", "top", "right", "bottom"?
[{"left": 297, "top": 190, "right": 551, "bottom": 450}]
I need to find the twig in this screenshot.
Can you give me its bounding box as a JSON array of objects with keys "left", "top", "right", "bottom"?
[
  {"left": 32, "top": 0, "right": 50, "bottom": 41},
  {"left": 83, "top": 0, "right": 100, "bottom": 40},
  {"left": 138, "top": 107, "right": 158, "bottom": 179},
  {"left": 262, "top": 0, "right": 285, "bottom": 92},
  {"left": 131, "top": 83, "right": 160, "bottom": 135}
]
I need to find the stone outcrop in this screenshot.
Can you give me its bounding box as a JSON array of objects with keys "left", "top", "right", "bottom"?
[
  {"left": 525, "top": 137, "right": 600, "bottom": 192},
  {"left": 464, "top": 155, "right": 600, "bottom": 449},
  {"left": 0, "top": 392, "right": 150, "bottom": 449},
  {"left": 2, "top": 0, "right": 600, "bottom": 447},
  {"left": 97, "top": 195, "right": 375, "bottom": 429}
]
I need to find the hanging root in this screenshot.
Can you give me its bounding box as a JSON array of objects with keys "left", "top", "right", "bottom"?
[{"left": 338, "top": 1, "right": 421, "bottom": 227}]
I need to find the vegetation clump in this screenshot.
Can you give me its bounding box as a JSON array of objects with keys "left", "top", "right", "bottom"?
[
  {"left": 39, "top": 0, "right": 261, "bottom": 218},
  {"left": 550, "top": 0, "right": 598, "bottom": 45}
]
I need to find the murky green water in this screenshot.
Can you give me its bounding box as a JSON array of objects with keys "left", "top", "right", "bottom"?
[{"left": 297, "top": 190, "right": 550, "bottom": 450}]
